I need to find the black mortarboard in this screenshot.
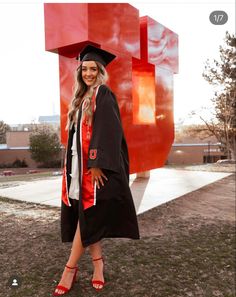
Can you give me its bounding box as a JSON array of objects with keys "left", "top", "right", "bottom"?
[{"left": 76, "top": 45, "right": 116, "bottom": 67}]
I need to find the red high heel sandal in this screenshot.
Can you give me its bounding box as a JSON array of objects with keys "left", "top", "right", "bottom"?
[
  {"left": 91, "top": 257, "right": 105, "bottom": 291},
  {"left": 53, "top": 264, "right": 78, "bottom": 296}
]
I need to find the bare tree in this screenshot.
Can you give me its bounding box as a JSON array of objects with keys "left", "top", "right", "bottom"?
[
  {"left": 0, "top": 120, "right": 10, "bottom": 144},
  {"left": 190, "top": 31, "right": 236, "bottom": 159},
  {"left": 174, "top": 124, "right": 213, "bottom": 143}
]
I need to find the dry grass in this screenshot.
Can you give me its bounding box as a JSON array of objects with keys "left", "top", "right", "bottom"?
[{"left": 1, "top": 175, "right": 235, "bottom": 297}]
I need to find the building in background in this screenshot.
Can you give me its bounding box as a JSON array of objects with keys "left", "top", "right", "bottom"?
[
  {"left": 166, "top": 133, "right": 227, "bottom": 164},
  {"left": 0, "top": 130, "right": 36, "bottom": 167},
  {"left": 167, "top": 142, "right": 226, "bottom": 165},
  {"left": 38, "top": 115, "right": 60, "bottom": 126},
  {"left": 0, "top": 116, "right": 61, "bottom": 168}
]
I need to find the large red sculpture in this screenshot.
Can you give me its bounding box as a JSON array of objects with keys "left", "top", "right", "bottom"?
[{"left": 44, "top": 3, "right": 179, "bottom": 173}]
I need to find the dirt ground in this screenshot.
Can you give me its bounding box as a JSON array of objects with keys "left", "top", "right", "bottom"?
[{"left": 0, "top": 173, "right": 235, "bottom": 297}]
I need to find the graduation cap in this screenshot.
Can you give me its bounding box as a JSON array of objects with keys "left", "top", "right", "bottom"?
[{"left": 76, "top": 45, "right": 116, "bottom": 67}]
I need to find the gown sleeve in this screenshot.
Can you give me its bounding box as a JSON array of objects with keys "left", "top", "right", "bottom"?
[{"left": 87, "top": 84, "right": 123, "bottom": 173}]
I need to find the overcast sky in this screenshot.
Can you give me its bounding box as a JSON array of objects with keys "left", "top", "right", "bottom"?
[{"left": 0, "top": 0, "right": 234, "bottom": 126}]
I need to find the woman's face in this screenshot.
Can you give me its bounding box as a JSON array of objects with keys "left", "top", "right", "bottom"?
[{"left": 81, "top": 61, "right": 99, "bottom": 87}]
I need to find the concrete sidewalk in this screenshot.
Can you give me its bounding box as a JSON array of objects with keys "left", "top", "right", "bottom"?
[{"left": 0, "top": 168, "right": 232, "bottom": 214}]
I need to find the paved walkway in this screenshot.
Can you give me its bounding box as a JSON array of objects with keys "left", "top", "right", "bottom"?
[{"left": 0, "top": 168, "right": 231, "bottom": 215}]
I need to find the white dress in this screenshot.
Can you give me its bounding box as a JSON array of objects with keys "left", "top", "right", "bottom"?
[{"left": 68, "top": 110, "right": 80, "bottom": 200}]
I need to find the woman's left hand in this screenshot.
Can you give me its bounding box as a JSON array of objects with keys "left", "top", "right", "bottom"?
[{"left": 86, "top": 168, "right": 108, "bottom": 189}]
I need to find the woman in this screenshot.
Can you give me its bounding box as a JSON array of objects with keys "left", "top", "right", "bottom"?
[{"left": 53, "top": 45, "right": 140, "bottom": 296}]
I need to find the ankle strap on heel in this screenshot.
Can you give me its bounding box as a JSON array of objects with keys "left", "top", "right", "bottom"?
[
  {"left": 65, "top": 264, "right": 78, "bottom": 269},
  {"left": 92, "top": 257, "right": 103, "bottom": 262}
]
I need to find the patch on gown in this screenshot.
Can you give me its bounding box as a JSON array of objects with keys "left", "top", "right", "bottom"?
[{"left": 89, "top": 149, "right": 97, "bottom": 160}]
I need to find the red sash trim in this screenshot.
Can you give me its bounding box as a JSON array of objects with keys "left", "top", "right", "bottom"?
[{"left": 61, "top": 165, "right": 71, "bottom": 206}]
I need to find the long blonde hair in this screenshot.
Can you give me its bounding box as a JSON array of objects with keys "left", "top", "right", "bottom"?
[{"left": 66, "top": 61, "right": 108, "bottom": 130}]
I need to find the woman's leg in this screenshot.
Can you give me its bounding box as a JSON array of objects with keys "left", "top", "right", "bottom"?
[
  {"left": 55, "top": 220, "right": 85, "bottom": 295},
  {"left": 66, "top": 220, "right": 85, "bottom": 267},
  {"left": 89, "top": 241, "right": 104, "bottom": 289}
]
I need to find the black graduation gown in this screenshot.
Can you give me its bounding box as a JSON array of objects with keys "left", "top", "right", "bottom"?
[{"left": 61, "top": 84, "right": 140, "bottom": 247}]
